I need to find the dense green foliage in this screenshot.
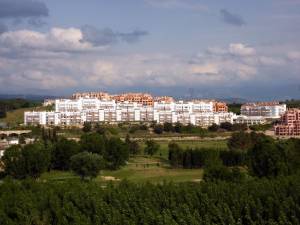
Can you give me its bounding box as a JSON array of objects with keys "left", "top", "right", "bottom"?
[
  {"left": 168, "top": 143, "right": 244, "bottom": 169},
  {"left": 227, "top": 131, "right": 256, "bottom": 151},
  {"left": 2, "top": 132, "right": 131, "bottom": 179},
  {"left": 153, "top": 122, "right": 210, "bottom": 135},
  {"left": 144, "top": 139, "right": 160, "bottom": 156},
  {"left": 228, "top": 103, "right": 242, "bottom": 114},
  {"left": 0, "top": 99, "right": 41, "bottom": 118},
  {"left": 284, "top": 99, "right": 300, "bottom": 108},
  {"left": 0, "top": 176, "right": 299, "bottom": 224},
  {"left": 2, "top": 142, "right": 51, "bottom": 179},
  {"left": 70, "top": 152, "right": 103, "bottom": 180},
  {"left": 51, "top": 138, "right": 80, "bottom": 170}
]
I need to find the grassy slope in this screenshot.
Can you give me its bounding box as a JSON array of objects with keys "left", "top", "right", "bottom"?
[{"left": 0, "top": 106, "right": 51, "bottom": 126}]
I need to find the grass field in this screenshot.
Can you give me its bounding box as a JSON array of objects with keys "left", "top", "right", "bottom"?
[
  {"left": 41, "top": 155, "right": 204, "bottom": 184},
  {"left": 41, "top": 139, "right": 226, "bottom": 183},
  {"left": 143, "top": 139, "right": 228, "bottom": 159}
]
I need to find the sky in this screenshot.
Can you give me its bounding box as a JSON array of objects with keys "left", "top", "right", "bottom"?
[{"left": 0, "top": 0, "right": 300, "bottom": 100}]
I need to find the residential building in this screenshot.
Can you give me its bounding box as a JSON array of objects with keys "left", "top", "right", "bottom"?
[
  {"left": 241, "top": 102, "right": 286, "bottom": 119},
  {"left": 25, "top": 97, "right": 233, "bottom": 127},
  {"left": 233, "top": 115, "right": 266, "bottom": 126},
  {"left": 72, "top": 92, "right": 111, "bottom": 100},
  {"left": 213, "top": 101, "right": 228, "bottom": 112},
  {"left": 274, "top": 108, "right": 300, "bottom": 136}
]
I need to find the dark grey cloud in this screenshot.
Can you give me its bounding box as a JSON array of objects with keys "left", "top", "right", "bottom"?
[
  {"left": 0, "top": 22, "right": 7, "bottom": 34},
  {"left": 118, "top": 30, "right": 149, "bottom": 43},
  {"left": 81, "top": 26, "right": 118, "bottom": 46},
  {"left": 220, "top": 9, "right": 245, "bottom": 26},
  {"left": 81, "top": 25, "right": 148, "bottom": 46},
  {"left": 0, "top": 0, "right": 49, "bottom": 19}
]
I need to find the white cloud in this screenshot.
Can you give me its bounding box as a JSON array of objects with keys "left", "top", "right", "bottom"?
[
  {"left": 145, "top": 0, "right": 207, "bottom": 11},
  {"left": 287, "top": 51, "right": 300, "bottom": 61},
  {"left": 229, "top": 43, "right": 256, "bottom": 56},
  {"left": 0, "top": 27, "right": 104, "bottom": 53},
  {"left": 190, "top": 63, "right": 219, "bottom": 74},
  {"left": 0, "top": 34, "right": 298, "bottom": 94}
]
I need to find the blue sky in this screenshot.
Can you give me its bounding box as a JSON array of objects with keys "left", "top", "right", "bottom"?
[{"left": 0, "top": 0, "right": 299, "bottom": 100}]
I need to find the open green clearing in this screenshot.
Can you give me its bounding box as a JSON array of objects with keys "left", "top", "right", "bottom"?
[
  {"left": 150, "top": 139, "right": 228, "bottom": 159},
  {"left": 41, "top": 155, "right": 203, "bottom": 184},
  {"left": 41, "top": 139, "right": 226, "bottom": 183}
]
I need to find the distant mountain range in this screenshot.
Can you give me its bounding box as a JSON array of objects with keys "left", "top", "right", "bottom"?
[
  {"left": 217, "top": 98, "right": 249, "bottom": 104},
  {"left": 0, "top": 94, "right": 62, "bottom": 101}
]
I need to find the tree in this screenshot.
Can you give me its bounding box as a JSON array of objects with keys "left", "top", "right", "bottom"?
[
  {"left": 163, "top": 122, "right": 174, "bottom": 132},
  {"left": 144, "top": 140, "right": 160, "bottom": 156},
  {"left": 3, "top": 143, "right": 51, "bottom": 179},
  {"left": 125, "top": 134, "right": 140, "bottom": 155},
  {"left": 153, "top": 124, "right": 164, "bottom": 134},
  {"left": 70, "top": 152, "right": 103, "bottom": 180},
  {"left": 220, "top": 122, "right": 233, "bottom": 131},
  {"left": 22, "top": 142, "right": 51, "bottom": 179},
  {"left": 82, "top": 122, "right": 92, "bottom": 133},
  {"left": 51, "top": 138, "right": 80, "bottom": 170},
  {"left": 248, "top": 136, "right": 288, "bottom": 178},
  {"left": 105, "top": 137, "right": 129, "bottom": 170},
  {"left": 280, "top": 138, "right": 300, "bottom": 174},
  {"left": 95, "top": 123, "right": 107, "bottom": 135},
  {"left": 208, "top": 123, "right": 219, "bottom": 132},
  {"left": 80, "top": 133, "right": 106, "bottom": 154},
  {"left": 204, "top": 165, "right": 244, "bottom": 182},
  {"left": 2, "top": 145, "right": 26, "bottom": 179},
  {"left": 19, "top": 135, "right": 26, "bottom": 144},
  {"left": 227, "top": 131, "right": 253, "bottom": 151},
  {"left": 174, "top": 122, "right": 183, "bottom": 133},
  {"left": 168, "top": 142, "right": 183, "bottom": 167}
]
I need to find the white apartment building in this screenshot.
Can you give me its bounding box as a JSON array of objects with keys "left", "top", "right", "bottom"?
[
  {"left": 25, "top": 98, "right": 234, "bottom": 127},
  {"left": 233, "top": 115, "right": 266, "bottom": 126},
  {"left": 241, "top": 102, "right": 286, "bottom": 119}
]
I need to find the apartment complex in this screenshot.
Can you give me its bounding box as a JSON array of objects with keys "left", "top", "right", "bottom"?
[
  {"left": 241, "top": 102, "right": 286, "bottom": 119},
  {"left": 25, "top": 98, "right": 233, "bottom": 127},
  {"left": 274, "top": 109, "right": 300, "bottom": 136},
  {"left": 71, "top": 92, "right": 227, "bottom": 112}
]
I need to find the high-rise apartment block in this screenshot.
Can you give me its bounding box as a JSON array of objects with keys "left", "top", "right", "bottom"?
[{"left": 274, "top": 109, "right": 300, "bottom": 136}]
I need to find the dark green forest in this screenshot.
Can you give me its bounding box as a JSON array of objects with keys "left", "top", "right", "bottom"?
[
  {"left": 0, "top": 175, "right": 299, "bottom": 225},
  {"left": 0, "top": 129, "right": 300, "bottom": 224}
]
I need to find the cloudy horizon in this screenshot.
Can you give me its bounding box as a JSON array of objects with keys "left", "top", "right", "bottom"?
[{"left": 0, "top": 0, "right": 299, "bottom": 101}]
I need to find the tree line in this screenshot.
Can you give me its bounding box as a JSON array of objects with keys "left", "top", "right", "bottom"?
[
  {"left": 1, "top": 131, "right": 135, "bottom": 180},
  {"left": 0, "top": 99, "right": 41, "bottom": 119},
  {"left": 169, "top": 131, "right": 300, "bottom": 180}
]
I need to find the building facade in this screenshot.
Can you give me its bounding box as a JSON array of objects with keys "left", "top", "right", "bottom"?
[
  {"left": 274, "top": 109, "right": 300, "bottom": 136},
  {"left": 241, "top": 102, "right": 286, "bottom": 119},
  {"left": 25, "top": 98, "right": 233, "bottom": 127}
]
